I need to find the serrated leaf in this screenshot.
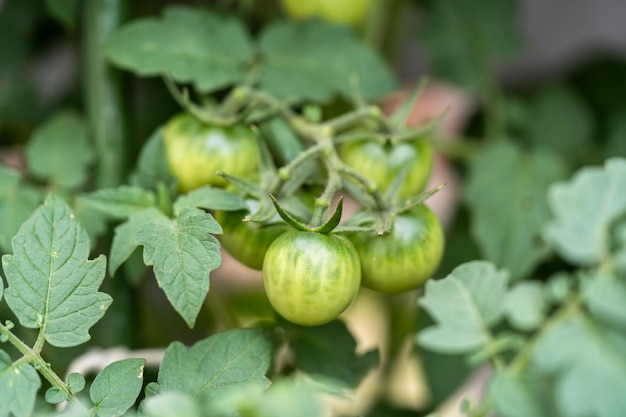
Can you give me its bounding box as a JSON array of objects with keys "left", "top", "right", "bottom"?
[
  {"left": 503, "top": 282, "right": 547, "bottom": 331},
  {"left": 131, "top": 128, "right": 176, "bottom": 192},
  {"left": 489, "top": 371, "right": 551, "bottom": 417},
  {"left": 545, "top": 158, "right": 626, "bottom": 266},
  {"left": 90, "top": 358, "right": 146, "bottom": 417},
  {"left": 419, "top": 0, "right": 521, "bottom": 89},
  {"left": 25, "top": 110, "right": 93, "bottom": 189},
  {"left": 3, "top": 194, "right": 111, "bottom": 347},
  {"left": 533, "top": 314, "right": 626, "bottom": 417},
  {"left": 109, "top": 208, "right": 164, "bottom": 276},
  {"left": 133, "top": 207, "right": 222, "bottom": 327},
  {"left": 417, "top": 261, "right": 509, "bottom": 354},
  {"left": 80, "top": 186, "right": 156, "bottom": 219},
  {"left": 0, "top": 350, "right": 41, "bottom": 417},
  {"left": 583, "top": 271, "right": 626, "bottom": 328},
  {"left": 146, "top": 329, "right": 272, "bottom": 400},
  {"left": 258, "top": 20, "right": 396, "bottom": 102},
  {"left": 105, "top": 6, "right": 253, "bottom": 92},
  {"left": 173, "top": 186, "right": 247, "bottom": 216},
  {"left": 282, "top": 319, "right": 378, "bottom": 388},
  {"left": 465, "top": 141, "right": 567, "bottom": 280}
]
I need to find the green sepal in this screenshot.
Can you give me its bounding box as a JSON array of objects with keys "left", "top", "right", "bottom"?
[
  {"left": 388, "top": 76, "right": 429, "bottom": 129},
  {"left": 312, "top": 197, "right": 344, "bottom": 234},
  {"left": 269, "top": 194, "right": 344, "bottom": 234},
  {"left": 269, "top": 194, "right": 310, "bottom": 232}
]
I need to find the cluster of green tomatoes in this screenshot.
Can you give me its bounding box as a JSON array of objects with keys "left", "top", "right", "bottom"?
[{"left": 164, "top": 108, "right": 444, "bottom": 326}]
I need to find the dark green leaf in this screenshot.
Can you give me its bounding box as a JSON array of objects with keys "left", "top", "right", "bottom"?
[
  {"left": 173, "top": 186, "right": 247, "bottom": 216},
  {"left": 45, "top": 0, "right": 79, "bottom": 30},
  {"left": 81, "top": 186, "right": 156, "bottom": 219},
  {"left": 545, "top": 158, "right": 626, "bottom": 266},
  {"left": 133, "top": 207, "right": 222, "bottom": 327},
  {"left": 465, "top": 141, "right": 567, "bottom": 280},
  {"left": 105, "top": 6, "right": 253, "bottom": 92},
  {"left": 605, "top": 109, "right": 626, "bottom": 159},
  {"left": 282, "top": 319, "right": 379, "bottom": 388},
  {"left": 417, "top": 261, "right": 509, "bottom": 353},
  {"left": 25, "top": 110, "right": 93, "bottom": 189},
  {"left": 258, "top": 20, "right": 396, "bottom": 102},
  {"left": 3, "top": 194, "right": 111, "bottom": 347},
  {"left": 0, "top": 350, "right": 41, "bottom": 417},
  {"left": 90, "top": 358, "right": 146, "bottom": 417}
]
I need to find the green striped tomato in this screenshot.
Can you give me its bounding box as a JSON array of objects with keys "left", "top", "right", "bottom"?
[
  {"left": 262, "top": 231, "right": 361, "bottom": 326},
  {"left": 348, "top": 204, "right": 444, "bottom": 294}
]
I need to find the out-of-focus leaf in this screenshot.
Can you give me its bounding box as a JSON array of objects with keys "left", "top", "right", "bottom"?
[
  {"left": 465, "top": 141, "right": 567, "bottom": 280},
  {"left": 3, "top": 194, "right": 111, "bottom": 347},
  {"left": 545, "top": 158, "right": 626, "bottom": 266},
  {"left": 417, "top": 261, "right": 509, "bottom": 353},
  {"left": 45, "top": 0, "right": 79, "bottom": 30},
  {"left": 90, "top": 358, "right": 146, "bottom": 417},
  {"left": 105, "top": 6, "right": 253, "bottom": 93},
  {"left": 80, "top": 186, "right": 156, "bottom": 219},
  {"left": 583, "top": 270, "right": 626, "bottom": 328},
  {"left": 141, "top": 392, "right": 201, "bottom": 417},
  {"left": 0, "top": 173, "right": 40, "bottom": 252},
  {"left": 503, "top": 282, "right": 547, "bottom": 331},
  {"left": 173, "top": 186, "right": 247, "bottom": 216},
  {"left": 258, "top": 20, "right": 396, "bottom": 102},
  {"left": 131, "top": 128, "right": 176, "bottom": 192},
  {"left": 0, "top": 351, "right": 41, "bottom": 417},
  {"left": 489, "top": 371, "right": 551, "bottom": 417},
  {"left": 605, "top": 109, "right": 626, "bottom": 159}
]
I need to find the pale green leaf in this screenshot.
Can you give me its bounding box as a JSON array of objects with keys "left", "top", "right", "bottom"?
[
  {"left": 71, "top": 197, "right": 108, "bottom": 247},
  {"left": 90, "top": 358, "right": 146, "bottom": 417},
  {"left": 0, "top": 165, "right": 21, "bottom": 197},
  {"left": 109, "top": 208, "right": 164, "bottom": 276},
  {"left": 3, "top": 194, "right": 111, "bottom": 347},
  {"left": 133, "top": 207, "right": 222, "bottom": 327},
  {"left": 545, "top": 158, "right": 626, "bottom": 266},
  {"left": 25, "top": 110, "right": 93, "bottom": 189},
  {"left": 45, "top": 387, "right": 68, "bottom": 404},
  {"left": 533, "top": 314, "right": 626, "bottom": 417},
  {"left": 0, "top": 172, "right": 41, "bottom": 252},
  {"left": 141, "top": 392, "right": 201, "bottom": 417},
  {"left": 583, "top": 271, "right": 626, "bottom": 328},
  {"left": 489, "top": 371, "right": 551, "bottom": 417},
  {"left": 503, "top": 282, "right": 547, "bottom": 331},
  {"left": 465, "top": 141, "right": 567, "bottom": 280},
  {"left": 67, "top": 373, "right": 86, "bottom": 393},
  {"left": 146, "top": 329, "right": 272, "bottom": 399},
  {"left": 0, "top": 350, "right": 41, "bottom": 417},
  {"left": 105, "top": 6, "right": 253, "bottom": 92},
  {"left": 417, "top": 261, "right": 509, "bottom": 354},
  {"left": 258, "top": 20, "right": 396, "bottom": 102},
  {"left": 80, "top": 186, "right": 156, "bottom": 219},
  {"left": 173, "top": 186, "right": 247, "bottom": 216}
]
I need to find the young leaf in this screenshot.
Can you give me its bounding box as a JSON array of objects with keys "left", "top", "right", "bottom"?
[
  {"left": 503, "top": 282, "right": 547, "bottom": 331},
  {"left": 146, "top": 329, "right": 273, "bottom": 400},
  {"left": 133, "top": 207, "right": 222, "bottom": 327},
  {"left": 532, "top": 314, "right": 626, "bottom": 417},
  {"left": 465, "top": 141, "right": 567, "bottom": 280},
  {"left": 105, "top": 6, "right": 253, "bottom": 93},
  {"left": 282, "top": 319, "right": 378, "bottom": 388},
  {"left": 90, "top": 358, "right": 146, "bottom": 417},
  {"left": 545, "top": 158, "right": 626, "bottom": 266},
  {"left": 0, "top": 350, "right": 41, "bottom": 417},
  {"left": 417, "top": 261, "right": 509, "bottom": 354},
  {"left": 2, "top": 194, "right": 111, "bottom": 347},
  {"left": 173, "top": 186, "right": 247, "bottom": 216},
  {"left": 25, "top": 110, "right": 93, "bottom": 189},
  {"left": 258, "top": 20, "right": 396, "bottom": 102},
  {"left": 80, "top": 186, "right": 156, "bottom": 219}
]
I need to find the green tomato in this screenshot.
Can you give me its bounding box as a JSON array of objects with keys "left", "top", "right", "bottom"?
[
  {"left": 164, "top": 113, "right": 259, "bottom": 192},
  {"left": 348, "top": 204, "right": 444, "bottom": 294},
  {"left": 263, "top": 231, "right": 361, "bottom": 326},
  {"left": 338, "top": 138, "right": 433, "bottom": 198},
  {"left": 279, "top": 0, "right": 372, "bottom": 26},
  {"left": 215, "top": 209, "right": 288, "bottom": 271}
]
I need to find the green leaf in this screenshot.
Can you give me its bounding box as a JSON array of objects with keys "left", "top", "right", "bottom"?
[
  {"left": 419, "top": 0, "right": 521, "bottom": 89},
  {"left": 45, "top": 0, "right": 79, "bottom": 30},
  {"left": 526, "top": 86, "right": 593, "bottom": 165},
  {"left": 583, "top": 270, "right": 626, "bottom": 328},
  {"left": 45, "top": 387, "right": 68, "bottom": 404},
  {"left": 131, "top": 128, "right": 176, "bottom": 192},
  {"left": 141, "top": 392, "right": 201, "bottom": 417},
  {"left": 503, "top": 282, "right": 547, "bottom": 331},
  {"left": 282, "top": 319, "right": 379, "bottom": 388},
  {"left": 0, "top": 183, "right": 40, "bottom": 253},
  {"left": 3, "top": 194, "right": 111, "bottom": 347},
  {"left": 90, "top": 358, "right": 146, "bottom": 417},
  {"left": 133, "top": 207, "right": 222, "bottom": 327},
  {"left": 0, "top": 350, "right": 41, "bottom": 417},
  {"left": 146, "top": 329, "right": 272, "bottom": 399},
  {"left": 67, "top": 373, "right": 86, "bottom": 393},
  {"left": 533, "top": 314, "right": 626, "bottom": 417},
  {"left": 81, "top": 186, "right": 156, "bottom": 219},
  {"left": 489, "top": 371, "right": 551, "bottom": 417},
  {"left": 258, "top": 20, "right": 396, "bottom": 102},
  {"left": 605, "top": 109, "right": 626, "bottom": 159},
  {"left": 417, "top": 261, "right": 509, "bottom": 354},
  {"left": 25, "top": 110, "right": 93, "bottom": 189},
  {"left": 173, "top": 186, "right": 247, "bottom": 216},
  {"left": 109, "top": 208, "right": 164, "bottom": 276},
  {"left": 545, "top": 158, "right": 626, "bottom": 266},
  {"left": 105, "top": 6, "right": 253, "bottom": 92},
  {"left": 465, "top": 141, "right": 567, "bottom": 280}
]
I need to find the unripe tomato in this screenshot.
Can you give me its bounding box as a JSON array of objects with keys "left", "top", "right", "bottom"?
[
  {"left": 263, "top": 231, "right": 361, "bottom": 326},
  {"left": 163, "top": 113, "right": 259, "bottom": 192},
  {"left": 338, "top": 138, "right": 433, "bottom": 198},
  {"left": 215, "top": 209, "right": 288, "bottom": 271},
  {"left": 348, "top": 204, "right": 444, "bottom": 294},
  {"left": 279, "top": 0, "right": 372, "bottom": 26}
]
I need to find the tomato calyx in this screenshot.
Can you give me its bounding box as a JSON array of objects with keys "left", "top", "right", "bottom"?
[{"left": 269, "top": 194, "right": 343, "bottom": 234}]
